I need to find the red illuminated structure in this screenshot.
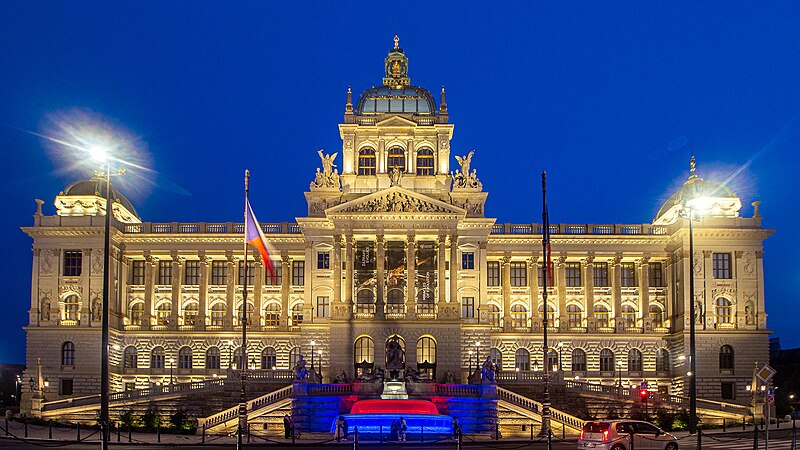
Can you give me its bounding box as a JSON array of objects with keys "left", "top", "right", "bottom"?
[{"left": 350, "top": 399, "right": 440, "bottom": 415}]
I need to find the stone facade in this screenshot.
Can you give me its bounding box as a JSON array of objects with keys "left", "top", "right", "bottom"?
[{"left": 20, "top": 38, "right": 772, "bottom": 414}]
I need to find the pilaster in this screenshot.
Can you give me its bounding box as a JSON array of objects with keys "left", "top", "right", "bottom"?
[
  {"left": 375, "top": 234, "right": 385, "bottom": 320},
  {"left": 501, "top": 253, "right": 511, "bottom": 328},
  {"left": 281, "top": 251, "right": 291, "bottom": 329},
  {"left": 225, "top": 250, "right": 236, "bottom": 329},
  {"left": 170, "top": 251, "right": 181, "bottom": 330},
  {"left": 333, "top": 235, "right": 342, "bottom": 304},
  {"left": 449, "top": 234, "right": 458, "bottom": 304},
  {"left": 584, "top": 255, "right": 595, "bottom": 330},
  {"left": 639, "top": 255, "right": 651, "bottom": 331},
  {"left": 407, "top": 234, "right": 417, "bottom": 319},
  {"left": 556, "top": 254, "right": 567, "bottom": 330},
  {"left": 198, "top": 252, "right": 209, "bottom": 329},
  {"left": 611, "top": 254, "right": 623, "bottom": 330}
]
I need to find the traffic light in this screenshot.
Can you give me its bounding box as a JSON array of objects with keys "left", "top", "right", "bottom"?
[{"left": 640, "top": 389, "right": 650, "bottom": 402}]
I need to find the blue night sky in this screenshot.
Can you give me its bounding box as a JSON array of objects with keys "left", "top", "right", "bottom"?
[{"left": 1, "top": 2, "right": 799, "bottom": 364}]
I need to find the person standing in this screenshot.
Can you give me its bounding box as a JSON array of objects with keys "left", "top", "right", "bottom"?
[
  {"left": 335, "top": 415, "right": 345, "bottom": 442},
  {"left": 283, "top": 414, "right": 292, "bottom": 439},
  {"left": 399, "top": 416, "right": 407, "bottom": 442}
]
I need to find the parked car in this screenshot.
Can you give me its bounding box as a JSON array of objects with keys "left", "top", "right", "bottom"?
[{"left": 578, "top": 420, "right": 678, "bottom": 450}]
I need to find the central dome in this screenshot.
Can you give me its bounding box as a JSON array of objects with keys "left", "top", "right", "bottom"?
[{"left": 356, "top": 85, "right": 436, "bottom": 115}]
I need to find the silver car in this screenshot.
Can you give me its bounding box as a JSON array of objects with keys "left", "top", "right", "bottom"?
[{"left": 578, "top": 420, "right": 678, "bottom": 450}]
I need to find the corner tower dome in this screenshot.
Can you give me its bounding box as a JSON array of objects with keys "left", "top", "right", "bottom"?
[
  {"left": 653, "top": 156, "right": 742, "bottom": 226},
  {"left": 354, "top": 36, "right": 437, "bottom": 117},
  {"left": 54, "top": 177, "right": 141, "bottom": 224}
]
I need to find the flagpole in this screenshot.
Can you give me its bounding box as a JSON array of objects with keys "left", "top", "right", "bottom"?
[
  {"left": 237, "top": 169, "right": 250, "bottom": 450},
  {"left": 539, "top": 171, "right": 552, "bottom": 438}
]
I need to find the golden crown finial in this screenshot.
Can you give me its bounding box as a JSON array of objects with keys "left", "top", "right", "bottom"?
[
  {"left": 394, "top": 35, "right": 399, "bottom": 50},
  {"left": 690, "top": 154, "right": 696, "bottom": 174}
]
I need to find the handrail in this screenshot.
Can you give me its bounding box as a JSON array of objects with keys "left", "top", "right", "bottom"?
[
  {"left": 496, "top": 387, "right": 585, "bottom": 431},
  {"left": 199, "top": 384, "right": 293, "bottom": 429},
  {"left": 42, "top": 378, "right": 227, "bottom": 411}
]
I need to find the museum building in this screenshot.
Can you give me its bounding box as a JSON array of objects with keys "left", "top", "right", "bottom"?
[{"left": 20, "top": 37, "right": 772, "bottom": 414}]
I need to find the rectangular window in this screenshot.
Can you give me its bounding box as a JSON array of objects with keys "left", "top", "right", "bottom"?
[
  {"left": 317, "top": 251, "right": 330, "bottom": 270},
  {"left": 63, "top": 250, "right": 82, "bottom": 277},
  {"left": 131, "top": 260, "right": 145, "bottom": 285},
  {"left": 565, "top": 262, "right": 582, "bottom": 287},
  {"left": 620, "top": 262, "right": 637, "bottom": 287},
  {"left": 461, "top": 297, "right": 475, "bottom": 318},
  {"left": 593, "top": 263, "right": 609, "bottom": 287},
  {"left": 238, "top": 261, "right": 255, "bottom": 286},
  {"left": 721, "top": 382, "right": 736, "bottom": 400},
  {"left": 510, "top": 262, "right": 527, "bottom": 287},
  {"left": 486, "top": 261, "right": 500, "bottom": 286},
  {"left": 157, "top": 261, "right": 172, "bottom": 285},
  {"left": 59, "top": 379, "right": 73, "bottom": 396},
  {"left": 211, "top": 261, "right": 227, "bottom": 285},
  {"left": 184, "top": 260, "right": 200, "bottom": 285},
  {"left": 648, "top": 262, "right": 663, "bottom": 287},
  {"left": 124, "top": 382, "right": 136, "bottom": 392},
  {"left": 461, "top": 252, "right": 475, "bottom": 270},
  {"left": 713, "top": 253, "right": 732, "bottom": 279},
  {"left": 264, "top": 259, "right": 282, "bottom": 285},
  {"left": 292, "top": 261, "right": 305, "bottom": 286},
  {"left": 316, "top": 296, "right": 329, "bottom": 318},
  {"left": 538, "top": 264, "right": 555, "bottom": 287}
]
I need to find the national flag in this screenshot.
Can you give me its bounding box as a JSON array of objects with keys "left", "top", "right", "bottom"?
[{"left": 245, "top": 198, "right": 277, "bottom": 283}]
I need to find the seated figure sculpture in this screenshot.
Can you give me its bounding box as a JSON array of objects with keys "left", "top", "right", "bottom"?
[
  {"left": 480, "top": 355, "right": 496, "bottom": 384},
  {"left": 294, "top": 355, "right": 309, "bottom": 381}
]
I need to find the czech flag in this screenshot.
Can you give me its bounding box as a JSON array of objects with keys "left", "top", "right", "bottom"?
[{"left": 245, "top": 198, "right": 277, "bottom": 283}]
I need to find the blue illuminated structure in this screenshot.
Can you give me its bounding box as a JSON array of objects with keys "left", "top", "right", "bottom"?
[{"left": 330, "top": 413, "right": 453, "bottom": 437}]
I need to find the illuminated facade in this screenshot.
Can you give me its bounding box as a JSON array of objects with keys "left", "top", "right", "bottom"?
[{"left": 21, "top": 37, "right": 772, "bottom": 414}]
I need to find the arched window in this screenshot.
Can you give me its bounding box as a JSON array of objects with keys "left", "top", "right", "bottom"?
[
  {"left": 233, "top": 347, "right": 244, "bottom": 369},
  {"left": 358, "top": 148, "right": 376, "bottom": 175},
  {"left": 515, "top": 348, "right": 530, "bottom": 371},
  {"left": 628, "top": 349, "right": 643, "bottom": 372},
  {"left": 264, "top": 303, "right": 281, "bottom": 328},
  {"left": 622, "top": 304, "right": 637, "bottom": 328},
  {"left": 567, "top": 304, "right": 583, "bottom": 328},
  {"left": 510, "top": 304, "right": 528, "bottom": 329},
  {"left": 178, "top": 347, "right": 192, "bottom": 369},
  {"left": 289, "top": 347, "right": 301, "bottom": 370},
  {"left": 237, "top": 302, "right": 254, "bottom": 326},
  {"left": 716, "top": 298, "right": 733, "bottom": 324},
  {"left": 261, "top": 347, "right": 277, "bottom": 370},
  {"left": 354, "top": 336, "right": 374, "bottom": 376},
  {"left": 719, "top": 345, "right": 734, "bottom": 370},
  {"left": 387, "top": 146, "right": 405, "bottom": 173},
  {"left": 386, "top": 289, "right": 404, "bottom": 315},
  {"left": 594, "top": 304, "right": 610, "bottom": 328},
  {"left": 649, "top": 304, "right": 664, "bottom": 328},
  {"left": 156, "top": 301, "right": 172, "bottom": 326},
  {"left": 655, "top": 348, "right": 670, "bottom": 373},
  {"left": 547, "top": 349, "right": 559, "bottom": 372},
  {"left": 206, "top": 347, "right": 220, "bottom": 369},
  {"left": 61, "top": 341, "right": 75, "bottom": 366},
  {"left": 538, "top": 303, "right": 555, "bottom": 324},
  {"left": 416, "top": 148, "right": 434, "bottom": 176},
  {"left": 210, "top": 302, "right": 225, "bottom": 327},
  {"left": 183, "top": 301, "right": 199, "bottom": 327},
  {"left": 571, "top": 349, "right": 587, "bottom": 372},
  {"left": 63, "top": 295, "right": 80, "bottom": 322},
  {"left": 129, "top": 301, "right": 144, "bottom": 326},
  {"left": 124, "top": 346, "right": 138, "bottom": 369},
  {"left": 599, "top": 348, "right": 615, "bottom": 372},
  {"left": 356, "top": 290, "right": 375, "bottom": 314},
  {"left": 488, "top": 304, "right": 501, "bottom": 328},
  {"left": 290, "top": 303, "right": 304, "bottom": 326},
  {"left": 489, "top": 348, "right": 503, "bottom": 371},
  {"left": 150, "top": 346, "right": 164, "bottom": 369},
  {"left": 416, "top": 336, "right": 437, "bottom": 378}
]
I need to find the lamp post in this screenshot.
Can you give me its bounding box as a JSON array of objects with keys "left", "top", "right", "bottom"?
[
  {"left": 617, "top": 360, "right": 623, "bottom": 389},
  {"left": 228, "top": 340, "right": 235, "bottom": 369},
  {"left": 169, "top": 358, "right": 175, "bottom": 386},
  {"left": 310, "top": 340, "right": 316, "bottom": 377},
  {"left": 686, "top": 205, "right": 698, "bottom": 435},
  {"left": 468, "top": 350, "right": 473, "bottom": 375},
  {"left": 15, "top": 375, "right": 21, "bottom": 406},
  {"left": 475, "top": 342, "right": 481, "bottom": 374}
]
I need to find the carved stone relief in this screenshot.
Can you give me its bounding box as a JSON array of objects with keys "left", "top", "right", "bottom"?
[
  {"left": 39, "top": 289, "right": 52, "bottom": 321},
  {"left": 341, "top": 191, "right": 452, "bottom": 213},
  {"left": 693, "top": 252, "right": 703, "bottom": 276},
  {"left": 40, "top": 249, "right": 54, "bottom": 275},
  {"left": 91, "top": 250, "right": 104, "bottom": 274}
]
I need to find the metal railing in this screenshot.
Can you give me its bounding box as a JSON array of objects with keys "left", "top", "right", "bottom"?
[
  {"left": 199, "top": 384, "right": 293, "bottom": 429},
  {"left": 497, "top": 386, "right": 585, "bottom": 431}
]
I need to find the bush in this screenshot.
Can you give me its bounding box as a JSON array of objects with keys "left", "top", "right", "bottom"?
[
  {"left": 169, "top": 408, "right": 196, "bottom": 434},
  {"left": 141, "top": 406, "right": 160, "bottom": 432},
  {"left": 654, "top": 408, "right": 676, "bottom": 430},
  {"left": 118, "top": 410, "right": 136, "bottom": 428}
]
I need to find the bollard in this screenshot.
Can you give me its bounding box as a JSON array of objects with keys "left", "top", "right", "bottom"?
[
  {"left": 202, "top": 423, "right": 206, "bottom": 443},
  {"left": 495, "top": 422, "right": 499, "bottom": 440},
  {"left": 128, "top": 424, "right": 132, "bottom": 442},
  {"left": 247, "top": 423, "right": 251, "bottom": 444},
  {"left": 457, "top": 426, "right": 463, "bottom": 450},
  {"left": 723, "top": 418, "right": 726, "bottom": 432},
  {"left": 630, "top": 432, "right": 635, "bottom": 450},
  {"left": 157, "top": 421, "right": 161, "bottom": 443},
  {"left": 562, "top": 422, "right": 565, "bottom": 439},
  {"left": 753, "top": 424, "right": 759, "bottom": 450},
  {"left": 530, "top": 422, "right": 534, "bottom": 441},
  {"left": 696, "top": 429, "right": 701, "bottom": 450},
  {"left": 422, "top": 423, "right": 425, "bottom": 442},
  {"left": 791, "top": 419, "right": 797, "bottom": 450},
  {"left": 76, "top": 423, "right": 80, "bottom": 441},
  {"left": 379, "top": 424, "right": 383, "bottom": 442},
  {"left": 743, "top": 417, "right": 746, "bottom": 431},
  {"left": 353, "top": 426, "right": 359, "bottom": 450},
  {"left": 117, "top": 423, "right": 121, "bottom": 442},
  {"left": 547, "top": 427, "right": 552, "bottom": 450},
  {"left": 778, "top": 418, "right": 781, "bottom": 429},
  {"left": 291, "top": 424, "right": 296, "bottom": 445},
  {"left": 4, "top": 418, "right": 7, "bottom": 436},
  {"left": 48, "top": 420, "right": 52, "bottom": 439},
  {"left": 24, "top": 421, "right": 28, "bottom": 438}
]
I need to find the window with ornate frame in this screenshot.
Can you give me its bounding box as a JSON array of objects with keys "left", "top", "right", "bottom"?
[
  {"left": 61, "top": 341, "right": 75, "bottom": 366},
  {"left": 150, "top": 347, "right": 165, "bottom": 369},
  {"left": 358, "top": 148, "right": 376, "bottom": 175},
  {"left": 510, "top": 262, "right": 527, "bottom": 287},
  {"left": 261, "top": 347, "right": 277, "bottom": 369},
  {"left": 628, "top": 348, "right": 643, "bottom": 372},
  {"left": 184, "top": 261, "right": 200, "bottom": 285},
  {"left": 416, "top": 336, "right": 437, "bottom": 378},
  {"left": 487, "top": 261, "right": 500, "bottom": 287},
  {"left": 211, "top": 261, "right": 227, "bottom": 285},
  {"left": 510, "top": 304, "right": 528, "bottom": 329},
  {"left": 63, "top": 250, "right": 82, "bottom": 277},
  {"left": 488, "top": 304, "right": 501, "bottom": 328},
  {"left": 263, "top": 303, "right": 281, "bottom": 327},
  {"left": 157, "top": 261, "right": 172, "bottom": 285},
  {"left": 387, "top": 146, "right": 405, "bottom": 172},
  {"left": 416, "top": 148, "right": 434, "bottom": 175},
  {"left": 649, "top": 304, "right": 664, "bottom": 328},
  {"left": 571, "top": 349, "right": 587, "bottom": 372},
  {"left": 178, "top": 347, "right": 192, "bottom": 369},
  {"left": 593, "top": 262, "right": 609, "bottom": 287},
  {"left": 622, "top": 304, "right": 637, "bottom": 328},
  {"left": 655, "top": 348, "right": 670, "bottom": 372},
  {"left": 599, "top": 348, "right": 615, "bottom": 372},
  {"left": 206, "top": 347, "right": 220, "bottom": 369},
  {"left": 124, "top": 346, "right": 138, "bottom": 369},
  {"left": 713, "top": 253, "right": 732, "bottom": 279},
  {"left": 620, "top": 262, "right": 637, "bottom": 287},
  {"left": 567, "top": 304, "right": 583, "bottom": 328},
  {"left": 565, "top": 262, "right": 582, "bottom": 287},
  {"left": 63, "top": 295, "right": 80, "bottom": 322},
  {"left": 716, "top": 297, "right": 733, "bottom": 324},
  {"left": 354, "top": 336, "right": 374, "bottom": 376},
  {"left": 129, "top": 301, "right": 144, "bottom": 326},
  {"left": 210, "top": 302, "right": 225, "bottom": 327},
  {"left": 515, "top": 348, "right": 530, "bottom": 371},
  {"left": 594, "top": 304, "right": 610, "bottom": 328}
]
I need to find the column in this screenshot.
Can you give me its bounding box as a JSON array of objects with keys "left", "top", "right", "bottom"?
[
  {"left": 702, "top": 250, "right": 713, "bottom": 329},
  {"left": 755, "top": 251, "right": 765, "bottom": 329},
  {"left": 345, "top": 235, "right": 354, "bottom": 306},
  {"left": 304, "top": 241, "right": 314, "bottom": 322},
  {"left": 584, "top": 255, "right": 595, "bottom": 330},
  {"left": 333, "top": 235, "right": 342, "bottom": 304},
  {"left": 528, "top": 254, "right": 538, "bottom": 332},
  {"left": 449, "top": 235, "right": 459, "bottom": 305},
  {"left": 170, "top": 251, "right": 181, "bottom": 330},
  {"left": 556, "top": 255, "right": 567, "bottom": 330},
  {"left": 113, "top": 247, "right": 127, "bottom": 329},
  {"left": 378, "top": 139, "right": 386, "bottom": 173},
  {"left": 501, "top": 253, "right": 511, "bottom": 329},
  {"left": 280, "top": 251, "right": 290, "bottom": 329},
  {"left": 664, "top": 256, "right": 674, "bottom": 330},
  {"left": 198, "top": 252, "right": 209, "bottom": 330},
  {"left": 375, "top": 235, "right": 385, "bottom": 320},
  {"left": 478, "top": 242, "right": 488, "bottom": 317},
  {"left": 407, "top": 139, "right": 415, "bottom": 173},
  {"left": 225, "top": 251, "right": 236, "bottom": 329},
  {"left": 639, "top": 256, "right": 651, "bottom": 331},
  {"left": 611, "top": 254, "right": 623, "bottom": 331},
  {"left": 143, "top": 252, "right": 155, "bottom": 330},
  {"left": 407, "top": 234, "right": 417, "bottom": 319},
  {"left": 81, "top": 248, "right": 91, "bottom": 326},
  {"left": 734, "top": 251, "right": 745, "bottom": 327},
  {"left": 436, "top": 235, "right": 445, "bottom": 305}
]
